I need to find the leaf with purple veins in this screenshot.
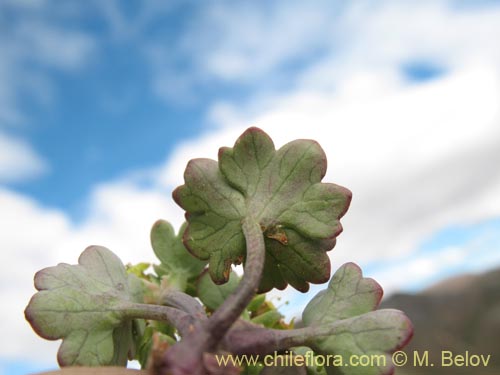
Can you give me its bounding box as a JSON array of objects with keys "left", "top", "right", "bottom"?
[{"left": 173, "top": 127, "right": 351, "bottom": 292}]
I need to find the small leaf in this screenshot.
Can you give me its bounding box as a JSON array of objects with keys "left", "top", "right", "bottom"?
[
  {"left": 151, "top": 220, "right": 207, "bottom": 289},
  {"left": 25, "top": 246, "right": 145, "bottom": 366},
  {"left": 173, "top": 127, "right": 351, "bottom": 292},
  {"left": 126, "top": 262, "right": 151, "bottom": 279},
  {"left": 197, "top": 270, "right": 240, "bottom": 311},
  {"left": 302, "top": 263, "right": 413, "bottom": 375},
  {"left": 135, "top": 325, "right": 176, "bottom": 368},
  {"left": 250, "top": 309, "right": 283, "bottom": 328},
  {"left": 247, "top": 294, "right": 266, "bottom": 313},
  {"left": 241, "top": 364, "right": 265, "bottom": 375}
]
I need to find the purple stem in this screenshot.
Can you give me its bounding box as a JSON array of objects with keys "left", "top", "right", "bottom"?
[
  {"left": 202, "top": 216, "right": 266, "bottom": 344},
  {"left": 126, "top": 303, "right": 197, "bottom": 337}
]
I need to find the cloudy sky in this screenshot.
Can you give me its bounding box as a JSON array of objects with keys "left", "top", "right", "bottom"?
[{"left": 1, "top": 0, "right": 500, "bottom": 373}]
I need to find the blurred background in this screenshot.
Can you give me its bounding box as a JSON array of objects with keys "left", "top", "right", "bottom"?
[{"left": 1, "top": 1, "right": 499, "bottom": 374}]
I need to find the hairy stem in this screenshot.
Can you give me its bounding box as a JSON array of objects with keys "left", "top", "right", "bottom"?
[
  {"left": 203, "top": 216, "right": 266, "bottom": 344},
  {"left": 225, "top": 310, "right": 404, "bottom": 356},
  {"left": 126, "top": 303, "right": 197, "bottom": 337},
  {"left": 160, "top": 290, "right": 207, "bottom": 320},
  {"left": 224, "top": 328, "right": 312, "bottom": 356}
]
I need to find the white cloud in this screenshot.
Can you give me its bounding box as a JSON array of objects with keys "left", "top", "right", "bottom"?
[
  {"left": 297, "top": 1, "right": 500, "bottom": 88},
  {"left": 182, "top": 1, "right": 333, "bottom": 81},
  {"left": 371, "top": 246, "right": 469, "bottom": 296},
  {"left": 95, "top": 0, "right": 179, "bottom": 41},
  {"left": 0, "top": 189, "right": 68, "bottom": 364},
  {"left": 0, "top": 132, "right": 48, "bottom": 183},
  {"left": 15, "top": 22, "right": 96, "bottom": 71},
  {"left": 56, "top": 181, "right": 184, "bottom": 265},
  {"left": 146, "top": 0, "right": 500, "bottom": 101}
]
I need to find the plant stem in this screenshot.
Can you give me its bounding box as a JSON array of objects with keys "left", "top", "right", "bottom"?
[
  {"left": 225, "top": 310, "right": 406, "bottom": 355},
  {"left": 126, "top": 303, "right": 197, "bottom": 337},
  {"left": 203, "top": 216, "right": 266, "bottom": 344},
  {"left": 160, "top": 290, "right": 207, "bottom": 320},
  {"left": 222, "top": 325, "right": 313, "bottom": 356}
]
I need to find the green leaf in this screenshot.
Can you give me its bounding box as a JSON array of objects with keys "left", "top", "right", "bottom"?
[
  {"left": 241, "top": 364, "right": 265, "bottom": 375},
  {"left": 303, "top": 263, "right": 383, "bottom": 324},
  {"left": 302, "top": 263, "right": 413, "bottom": 375},
  {"left": 247, "top": 294, "right": 266, "bottom": 313},
  {"left": 250, "top": 309, "right": 283, "bottom": 328},
  {"left": 197, "top": 270, "right": 240, "bottom": 311},
  {"left": 135, "top": 325, "right": 176, "bottom": 368},
  {"left": 25, "top": 246, "right": 145, "bottom": 366},
  {"left": 126, "top": 262, "right": 151, "bottom": 278},
  {"left": 173, "top": 127, "right": 351, "bottom": 292},
  {"left": 292, "top": 347, "right": 327, "bottom": 375},
  {"left": 151, "top": 220, "right": 207, "bottom": 290}
]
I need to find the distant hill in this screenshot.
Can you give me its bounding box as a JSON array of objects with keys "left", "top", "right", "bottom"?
[{"left": 381, "top": 268, "right": 500, "bottom": 374}]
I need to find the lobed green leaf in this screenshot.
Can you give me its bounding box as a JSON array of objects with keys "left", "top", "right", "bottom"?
[
  {"left": 173, "top": 127, "right": 351, "bottom": 292},
  {"left": 197, "top": 270, "right": 240, "bottom": 311},
  {"left": 25, "top": 246, "right": 145, "bottom": 366},
  {"left": 151, "top": 220, "right": 207, "bottom": 291},
  {"left": 303, "top": 263, "right": 413, "bottom": 375}
]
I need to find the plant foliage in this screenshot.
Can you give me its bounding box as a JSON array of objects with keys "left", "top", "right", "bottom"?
[
  {"left": 25, "top": 246, "right": 145, "bottom": 366},
  {"left": 173, "top": 128, "right": 351, "bottom": 292},
  {"left": 25, "top": 127, "right": 413, "bottom": 375}
]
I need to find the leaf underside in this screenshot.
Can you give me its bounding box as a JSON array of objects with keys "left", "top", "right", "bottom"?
[
  {"left": 173, "top": 127, "right": 351, "bottom": 292},
  {"left": 24, "top": 246, "right": 144, "bottom": 366},
  {"left": 302, "top": 263, "right": 413, "bottom": 375}
]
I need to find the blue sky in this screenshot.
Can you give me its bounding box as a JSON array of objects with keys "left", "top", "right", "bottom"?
[{"left": 1, "top": 1, "right": 500, "bottom": 374}]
